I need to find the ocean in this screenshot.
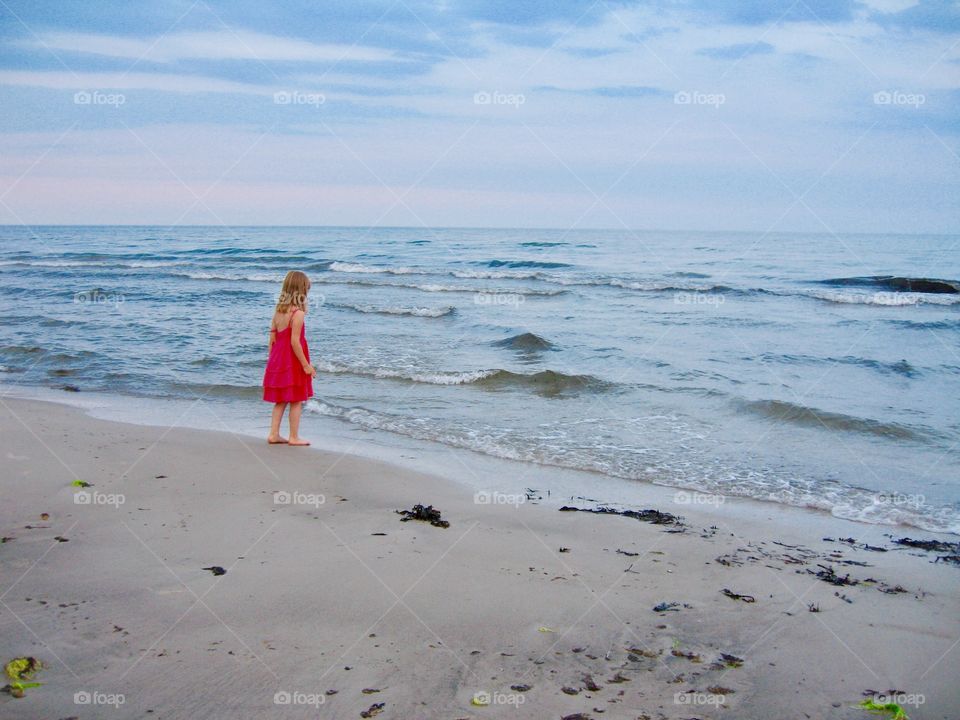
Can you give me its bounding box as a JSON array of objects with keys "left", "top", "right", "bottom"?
[{"left": 1, "top": 225, "right": 958, "bottom": 533}]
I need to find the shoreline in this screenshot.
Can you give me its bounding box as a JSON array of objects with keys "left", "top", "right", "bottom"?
[
  {"left": 1, "top": 396, "right": 958, "bottom": 719},
  {"left": 3, "top": 383, "right": 958, "bottom": 540}
]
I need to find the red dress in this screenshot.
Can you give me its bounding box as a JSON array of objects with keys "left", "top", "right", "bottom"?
[{"left": 263, "top": 309, "right": 314, "bottom": 403}]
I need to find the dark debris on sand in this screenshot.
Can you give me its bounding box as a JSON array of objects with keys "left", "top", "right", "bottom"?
[
  {"left": 360, "top": 701, "right": 385, "bottom": 717},
  {"left": 558, "top": 505, "right": 681, "bottom": 526},
  {"left": 810, "top": 564, "right": 859, "bottom": 586},
  {"left": 892, "top": 538, "right": 960, "bottom": 567},
  {"left": 396, "top": 504, "right": 449, "bottom": 528},
  {"left": 893, "top": 537, "right": 960, "bottom": 553}
]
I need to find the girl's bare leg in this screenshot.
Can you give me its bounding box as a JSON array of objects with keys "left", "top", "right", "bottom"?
[
  {"left": 288, "top": 401, "right": 309, "bottom": 445},
  {"left": 268, "top": 403, "right": 289, "bottom": 443}
]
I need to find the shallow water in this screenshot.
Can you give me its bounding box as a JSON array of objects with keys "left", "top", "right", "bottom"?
[{"left": 1, "top": 226, "right": 957, "bottom": 533}]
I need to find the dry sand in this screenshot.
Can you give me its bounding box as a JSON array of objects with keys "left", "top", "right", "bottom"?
[{"left": 1, "top": 397, "right": 958, "bottom": 719}]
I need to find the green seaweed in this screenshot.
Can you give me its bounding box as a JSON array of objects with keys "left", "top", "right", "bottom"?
[
  {"left": 856, "top": 699, "right": 909, "bottom": 720},
  {"left": 3, "top": 658, "right": 43, "bottom": 698},
  {"left": 5, "top": 657, "right": 41, "bottom": 682},
  {"left": 71, "top": 480, "right": 92, "bottom": 487}
]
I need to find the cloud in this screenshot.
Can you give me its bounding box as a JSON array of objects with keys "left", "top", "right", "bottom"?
[
  {"left": 679, "top": 0, "right": 864, "bottom": 25},
  {"left": 457, "top": 0, "right": 638, "bottom": 26},
  {"left": 32, "top": 30, "right": 400, "bottom": 64},
  {"left": 561, "top": 47, "right": 624, "bottom": 58},
  {"left": 535, "top": 84, "right": 668, "bottom": 98},
  {"left": 872, "top": 0, "right": 960, "bottom": 32},
  {"left": 696, "top": 41, "right": 776, "bottom": 59}
]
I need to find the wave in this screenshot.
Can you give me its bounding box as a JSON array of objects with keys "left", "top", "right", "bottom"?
[
  {"left": 475, "top": 369, "right": 611, "bottom": 396},
  {"left": 313, "top": 361, "right": 612, "bottom": 396},
  {"left": 818, "top": 276, "right": 960, "bottom": 294},
  {"left": 739, "top": 398, "right": 931, "bottom": 441},
  {"left": 483, "top": 260, "right": 573, "bottom": 269},
  {"left": 519, "top": 241, "right": 568, "bottom": 247},
  {"left": 755, "top": 353, "right": 921, "bottom": 378},
  {"left": 806, "top": 290, "right": 960, "bottom": 306},
  {"left": 311, "top": 277, "right": 567, "bottom": 296},
  {"left": 328, "top": 303, "right": 454, "bottom": 318},
  {"left": 668, "top": 271, "right": 711, "bottom": 279},
  {"left": 492, "top": 332, "right": 556, "bottom": 351},
  {"left": 172, "top": 271, "right": 284, "bottom": 282},
  {"left": 884, "top": 319, "right": 960, "bottom": 331},
  {"left": 0, "top": 259, "right": 185, "bottom": 270},
  {"left": 450, "top": 269, "right": 547, "bottom": 280},
  {"left": 328, "top": 261, "right": 417, "bottom": 275}
]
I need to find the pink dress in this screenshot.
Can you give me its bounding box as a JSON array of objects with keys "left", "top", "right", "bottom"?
[{"left": 263, "top": 309, "right": 314, "bottom": 403}]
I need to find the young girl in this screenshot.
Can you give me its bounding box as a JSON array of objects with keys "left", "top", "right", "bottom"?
[{"left": 263, "top": 270, "right": 317, "bottom": 445}]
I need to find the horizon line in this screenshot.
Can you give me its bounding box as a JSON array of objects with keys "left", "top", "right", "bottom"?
[{"left": 0, "top": 224, "right": 956, "bottom": 238}]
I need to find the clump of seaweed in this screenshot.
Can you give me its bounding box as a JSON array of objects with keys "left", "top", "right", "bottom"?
[
  {"left": 856, "top": 698, "right": 909, "bottom": 719},
  {"left": 3, "top": 657, "right": 43, "bottom": 698},
  {"left": 396, "top": 504, "right": 449, "bottom": 528},
  {"left": 652, "top": 602, "right": 681, "bottom": 613},
  {"left": 712, "top": 653, "right": 743, "bottom": 669},
  {"left": 558, "top": 505, "right": 681, "bottom": 526},
  {"left": 893, "top": 537, "right": 959, "bottom": 553},
  {"left": 812, "top": 564, "right": 859, "bottom": 586},
  {"left": 360, "top": 702, "right": 385, "bottom": 717}
]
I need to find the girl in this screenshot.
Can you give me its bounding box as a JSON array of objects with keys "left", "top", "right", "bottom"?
[{"left": 263, "top": 270, "right": 317, "bottom": 445}]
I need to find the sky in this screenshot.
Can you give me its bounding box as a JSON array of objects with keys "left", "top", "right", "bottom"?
[{"left": 0, "top": 0, "right": 957, "bottom": 232}]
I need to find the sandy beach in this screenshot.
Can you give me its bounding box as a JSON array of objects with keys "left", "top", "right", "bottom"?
[{"left": 0, "top": 396, "right": 956, "bottom": 719}]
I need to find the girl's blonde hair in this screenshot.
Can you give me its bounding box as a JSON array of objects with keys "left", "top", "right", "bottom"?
[{"left": 276, "top": 270, "right": 311, "bottom": 313}]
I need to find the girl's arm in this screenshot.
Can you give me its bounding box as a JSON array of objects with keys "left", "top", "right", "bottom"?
[
  {"left": 289, "top": 311, "right": 316, "bottom": 375},
  {"left": 267, "top": 316, "right": 276, "bottom": 353}
]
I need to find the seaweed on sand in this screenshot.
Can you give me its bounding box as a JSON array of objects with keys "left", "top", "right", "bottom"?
[
  {"left": 893, "top": 537, "right": 959, "bottom": 553},
  {"left": 3, "top": 657, "right": 43, "bottom": 698},
  {"left": 812, "top": 564, "right": 859, "bottom": 586},
  {"left": 360, "top": 702, "right": 385, "bottom": 717},
  {"left": 395, "top": 504, "right": 449, "bottom": 528},
  {"left": 652, "top": 602, "right": 681, "bottom": 612},
  {"left": 856, "top": 698, "right": 909, "bottom": 719},
  {"left": 713, "top": 653, "right": 743, "bottom": 669},
  {"left": 558, "top": 505, "right": 681, "bottom": 526}
]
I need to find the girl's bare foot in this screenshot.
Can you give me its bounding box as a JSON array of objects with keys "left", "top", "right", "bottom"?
[
  {"left": 288, "top": 437, "right": 310, "bottom": 446},
  {"left": 267, "top": 435, "right": 289, "bottom": 444}
]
